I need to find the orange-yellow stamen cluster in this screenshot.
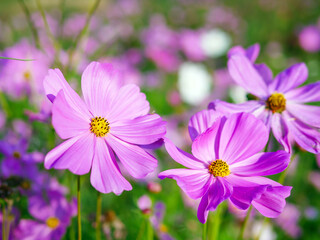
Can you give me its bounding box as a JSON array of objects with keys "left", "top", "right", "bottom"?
[
  {"left": 23, "top": 71, "right": 31, "bottom": 81},
  {"left": 208, "top": 159, "right": 230, "bottom": 177},
  {"left": 266, "top": 92, "right": 286, "bottom": 113},
  {"left": 90, "top": 116, "right": 110, "bottom": 137},
  {"left": 13, "top": 151, "right": 21, "bottom": 159},
  {"left": 46, "top": 217, "right": 60, "bottom": 229}
]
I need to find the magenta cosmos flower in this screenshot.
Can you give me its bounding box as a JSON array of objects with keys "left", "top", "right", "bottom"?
[
  {"left": 43, "top": 62, "right": 166, "bottom": 194},
  {"left": 159, "top": 112, "right": 291, "bottom": 223},
  {"left": 211, "top": 53, "right": 320, "bottom": 153}
]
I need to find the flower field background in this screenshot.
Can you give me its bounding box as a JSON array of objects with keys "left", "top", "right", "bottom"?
[{"left": 1, "top": 0, "right": 320, "bottom": 239}]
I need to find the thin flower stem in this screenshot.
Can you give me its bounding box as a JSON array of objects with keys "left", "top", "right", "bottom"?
[
  {"left": 96, "top": 191, "right": 102, "bottom": 240},
  {"left": 136, "top": 217, "right": 146, "bottom": 240},
  {"left": 18, "top": 0, "right": 41, "bottom": 48},
  {"left": 35, "top": 0, "right": 61, "bottom": 67},
  {"left": 0, "top": 56, "right": 34, "bottom": 61},
  {"left": 202, "top": 220, "right": 207, "bottom": 240},
  {"left": 67, "top": 0, "right": 101, "bottom": 71},
  {"left": 210, "top": 203, "right": 226, "bottom": 240},
  {"left": 147, "top": 218, "right": 153, "bottom": 240},
  {"left": 2, "top": 205, "right": 6, "bottom": 240},
  {"left": 238, "top": 206, "right": 252, "bottom": 240},
  {"left": 77, "top": 175, "right": 82, "bottom": 240}
]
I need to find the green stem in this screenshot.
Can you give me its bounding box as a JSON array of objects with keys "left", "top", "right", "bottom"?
[
  {"left": 67, "top": 0, "right": 101, "bottom": 71},
  {"left": 202, "top": 220, "right": 207, "bottom": 240},
  {"left": 96, "top": 192, "right": 102, "bottom": 240},
  {"left": 35, "top": 0, "right": 61, "bottom": 66},
  {"left": 210, "top": 203, "right": 225, "bottom": 240},
  {"left": 2, "top": 205, "right": 6, "bottom": 240},
  {"left": 278, "top": 153, "right": 296, "bottom": 184},
  {"left": 0, "top": 91, "right": 10, "bottom": 117},
  {"left": 18, "top": 0, "right": 41, "bottom": 48},
  {"left": 136, "top": 217, "right": 146, "bottom": 240},
  {"left": 238, "top": 206, "right": 252, "bottom": 240},
  {"left": 77, "top": 175, "right": 82, "bottom": 240},
  {"left": 147, "top": 218, "right": 153, "bottom": 240}
]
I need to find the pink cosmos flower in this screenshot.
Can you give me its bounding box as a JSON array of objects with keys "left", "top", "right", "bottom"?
[
  {"left": 298, "top": 25, "right": 320, "bottom": 53},
  {"left": 43, "top": 62, "right": 166, "bottom": 194},
  {"left": 211, "top": 53, "right": 320, "bottom": 153},
  {"left": 159, "top": 112, "right": 291, "bottom": 223}
]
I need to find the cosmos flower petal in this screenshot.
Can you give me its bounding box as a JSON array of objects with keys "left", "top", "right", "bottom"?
[
  {"left": 254, "top": 63, "right": 273, "bottom": 85},
  {"left": 15, "top": 220, "right": 52, "bottom": 240},
  {"left": 158, "top": 169, "right": 212, "bottom": 199},
  {"left": 269, "top": 63, "right": 308, "bottom": 93},
  {"left": 107, "top": 135, "right": 157, "bottom": 179},
  {"left": 188, "top": 109, "right": 223, "bottom": 141},
  {"left": 286, "top": 103, "right": 320, "bottom": 128},
  {"left": 164, "top": 138, "right": 206, "bottom": 169},
  {"left": 107, "top": 84, "right": 150, "bottom": 123},
  {"left": 228, "top": 54, "right": 268, "bottom": 97},
  {"left": 44, "top": 132, "right": 94, "bottom": 175},
  {"left": 52, "top": 90, "right": 91, "bottom": 139},
  {"left": 285, "top": 82, "right": 320, "bottom": 103},
  {"left": 197, "top": 178, "right": 232, "bottom": 223},
  {"left": 219, "top": 113, "right": 268, "bottom": 164},
  {"left": 252, "top": 185, "right": 292, "bottom": 218},
  {"left": 209, "top": 100, "right": 263, "bottom": 116},
  {"left": 197, "top": 188, "right": 210, "bottom": 224},
  {"left": 43, "top": 69, "right": 91, "bottom": 118},
  {"left": 110, "top": 114, "right": 166, "bottom": 145},
  {"left": 229, "top": 151, "right": 290, "bottom": 176},
  {"left": 207, "top": 177, "right": 233, "bottom": 211},
  {"left": 90, "top": 138, "right": 132, "bottom": 195},
  {"left": 191, "top": 118, "right": 223, "bottom": 164},
  {"left": 283, "top": 112, "right": 320, "bottom": 154},
  {"left": 227, "top": 43, "right": 260, "bottom": 62},
  {"left": 81, "top": 62, "right": 122, "bottom": 117},
  {"left": 271, "top": 113, "right": 291, "bottom": 152}
]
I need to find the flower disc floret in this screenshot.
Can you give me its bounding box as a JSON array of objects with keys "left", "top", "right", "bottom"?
[
  {"left": 266, "top": 92, "right": 286, "bottom": 113},
  {"left": 208, "top": 159, "right": 230, "bottom": 177},
  {"left": 46, "top": 217, "right": 60, "bottom": 229},
  {"left": 90, "top": 116, "right": 110, "bottom": 137}
]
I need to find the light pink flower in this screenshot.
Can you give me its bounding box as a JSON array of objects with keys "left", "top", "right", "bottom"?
[{"left": 43, "top": 62, "right": 166, "bottom": 194}]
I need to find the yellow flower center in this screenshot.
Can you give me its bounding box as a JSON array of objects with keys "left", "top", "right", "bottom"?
[
  {"left": 23, "top": 71, "right": 31, "bottom": 81},
  {"left": 46, "top": 217, "right": 60, "bottom": 229},
  {"left": 13, "top": 151, "right": 21, "bottom": 159},
  {"left": 208, "top": 159, "right": 230, "bottom": 177},
  {"left": 90, "top": 116, "right": 110, "bottom": 137},
  {"left": 266, "top": 92, "right": 286, "bottom": 113}
]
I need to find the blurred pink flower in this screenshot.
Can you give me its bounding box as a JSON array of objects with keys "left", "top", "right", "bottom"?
[
  {"left": 275, "top": 204, "right": 301, "bottom": 238},
  {"left": 298, "top": 25, "right": 320, "bottom": 52}
]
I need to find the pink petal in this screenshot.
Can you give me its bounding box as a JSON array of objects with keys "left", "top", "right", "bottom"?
[
  {"left": 285, "top": 82, "right": 320, "bottom": 103},
  {"left": 197, "top": 178, "right": 232, "bottom": 223},
  {"left": 107, "top": 84, "right": 150, "bottom": 123},
  {"left": 219, "top": 113, "right": 268, "bottom": 164},
  {"left": 254, "top": 63, "right": 273, "bottom": 85},
  {"left": 230, "top": 150, "right": 290, "bottom": 176},
  {"left": 252, "top": 185, "right": 292, "bottom": 218},
  {"left": 43, "top": 68, "right": 90, "bottom": 118},
  {"left": 90, "top": 138, "right": 132, "bottom": 195},
  {"left": 283, "top": 111, "right": 320, "bottom": 154},
  {"left": 81, "top": 62, "right": 122, "bottom": 117},
  {"left": 271, "top": 113, "right": 291, "bottom": 152},
  {"left": 209, "top": 100, "right": 263, "bottom": 116},
  {"left": 158, "top": 168, "right": 212, "bottom": 199},
  {"left": 286, "top": 103, "right": 320, "bottom": 128},
  {"left": 52, "top": 90, "right": 91, "bottom": 139},
  {"left": 269, "top": 63, "right": 308, "bottom": 93},
  {"left": 106, "top": 135, "right": 157, "bottom": 179},
  {"left": 164, "top": 137, "right": 206, "bottom": 169},
  {"left": 44, "top": 132, "right": 94, "bottom": 175},
  {"left": 110, "top": 114, "right": 166, "bottom": 145},
  {"left": 188, "top": 109, "right": 223, "bottom": 141},
  {"left": 228, "top": 54, "right": 268, "bottom": 98},
  {"left": 191, "top": 118, "right": 223, "bottom": 164}
]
